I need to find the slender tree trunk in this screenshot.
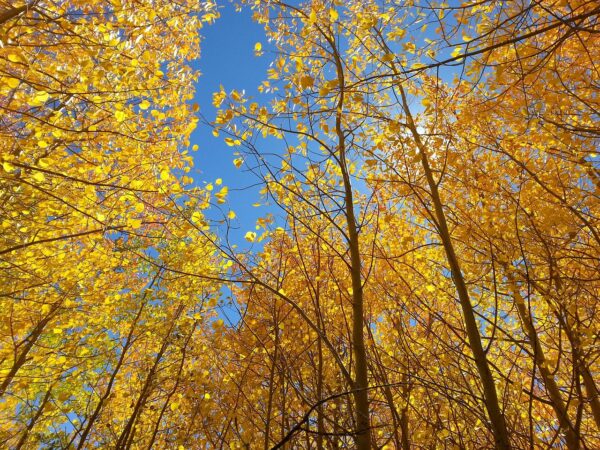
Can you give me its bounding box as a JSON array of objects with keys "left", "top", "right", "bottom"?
[
  {"left": 535, "top": 274, "right": 600, "bottom": 432},
  {"left": 264, "top": 322, "right": 280, "bottom": 450},
  {"left": 115, "top": 304, "right": 183, "bottom": 450},
  {"left": 329, "top": 32, "right": 371, "bottom": 450},
  {"left": 398, "top": 85, "right": 512, "bottom": 450},
  {"left": 399, "top": 373, "right": 412, "bottom": 450},
  {"left": 280, "top": 373, "right": 287, "bottom": 449},
  {"left": 146, "top": 322, "right": 197, "bottom": 449},
  {"left": 505, "top": 272, "right": 579, "bottom": 449},
  {"left": 76, "top": 291, "right": 152, "bottom": 449},
  {"left": 0, "top": 303, "right": 60, "bottom": 397},
  {"left": 562, "top": 314, "right": 600, "bottom": 430},
  {"left": 367, "top": 324, "right": 404, "bottom": 449},
  {"left": 15, "top": 384, "right": 53, "bottom": 449},
  {"left": 0, "top": 2, "right": 35, "bottom": 26},
  {"left": 316, "top": 336, "right": 325, "bottom": 450},
  {"left": 580, "top": 364, "right": 600, "bottom": 429},
  {"left": 345, "top": 151, "right": 370, "bottom": 450}
]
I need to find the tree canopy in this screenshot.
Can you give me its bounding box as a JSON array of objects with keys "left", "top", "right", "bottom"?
[{"left": 1, "top": 1, "right": 599, "bottom": 449}]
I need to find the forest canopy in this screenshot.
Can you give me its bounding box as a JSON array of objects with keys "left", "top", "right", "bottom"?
[{"left": 1, "top": 1, "right": 599, "bottom": 449}]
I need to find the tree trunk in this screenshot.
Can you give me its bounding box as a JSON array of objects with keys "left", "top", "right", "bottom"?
[{"left": 398, "top": 85, "right": 512, "bottom": 450}]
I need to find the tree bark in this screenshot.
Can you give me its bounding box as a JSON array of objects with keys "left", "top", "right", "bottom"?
[{"left": 398, "top": 85, "right": 512, "bottom": 450}]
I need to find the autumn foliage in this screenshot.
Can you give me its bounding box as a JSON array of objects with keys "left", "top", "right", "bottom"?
[{"left": 1, "top": 1, "right": 599, "bottom": 449}]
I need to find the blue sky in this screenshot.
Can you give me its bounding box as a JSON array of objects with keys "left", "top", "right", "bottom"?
[
  {"left": 188, "top": 3, "right": 277, "bottom": 325},
  {"left": 190, "top": 2, "right": 272, "bottom": 244}
]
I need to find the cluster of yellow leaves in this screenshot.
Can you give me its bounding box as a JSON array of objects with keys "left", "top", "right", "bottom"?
[{"left": 0, "top": 1, "right": 226, "bottom": 448}]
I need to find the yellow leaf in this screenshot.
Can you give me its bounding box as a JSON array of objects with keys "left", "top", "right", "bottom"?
[
  {"left": 160, "top": 169, "right": 170, "bottom": 181},
  {"left": 330, "top": 9, "right": 338, "bottom": 21},
  {"left": 233, "top": 157, "right": 244, "bottom": 168},
  {"left": 32, "top": 172, "right": 46, "bottom": 182},
  {"left": 403, "top": 42, "right": 416, "bottom": 54},
  {"left": 115, "top": 110, "right": 127, "bottom": 122},
  {"left": 244, "top": 231, "right": 256, "bottom": 242},
  {"left": 300, "top": 75, "right": 314, "bottom": 89},
  {"left": 388, "top": 28, "right": 406, "bottom": 40},
  {"left": 426, "top": 284, "right": 436, "bottom": 292},
  {"left": 139, "top": 100, "right": 150, "bottom": 110},
  {"left": 7, "top": 77, "right": 19, "bottom": 88},
  {"left": 319, "top": 85, "right": 330, "bottom": 96},
  {"left": 38, "top": 140, "right": 49, "bottom": 148},
  {"left": 33, "top": 90, "right": 49, "bottom": 105},
  {"left": 2, "top": 162, "right": 15, "bottom": 172},
  {"left": 228, "top": 210, "right": 236, "bottom": 219},
  {"left": 128, "top": 218, "right": 142, "bottom": 229},
  {"left": 451, "top": 46, "right": 463, "bottom": 58},
  {"left": 191, "top": 211, "right": 203, "bottom": 224}
]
